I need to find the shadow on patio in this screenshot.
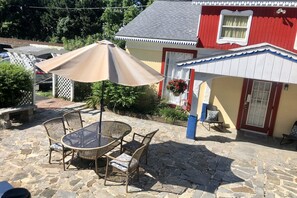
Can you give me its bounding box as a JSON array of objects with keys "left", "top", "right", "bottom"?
[
  {"left": 69, "top": 141, "right": 243, "bottom": 195},
  {"left": 196, "top": 127, "right": 297, "bottom": 151}
]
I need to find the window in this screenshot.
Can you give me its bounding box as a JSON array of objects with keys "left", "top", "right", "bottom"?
[{"left": 217, "top": 10, "right": 253, "bottom": 46}]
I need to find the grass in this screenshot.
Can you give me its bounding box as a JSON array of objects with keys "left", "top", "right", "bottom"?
[{"left": 36, "top": 91, "right": 52, "bottom": 98}]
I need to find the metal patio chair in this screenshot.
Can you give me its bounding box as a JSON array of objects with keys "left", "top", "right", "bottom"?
[
  {"left": 77, "top": 138, "right": 122, "bottom": 175},
  {"left": 43, "top": 117, "right": 73, "bottom": 170},
  {"left": 280, "top": 121, "right": 297, "bottom": 150},
  {"left": 77, "top": 121, "right": 132, "bottom": 174},
  {"left": 104, "top": 144, "right": 147, "bottom": 193},
  {"left": 122, "top": 129, "right": 159, "bottom": 164},
  {"left": 202, "top": 104, "right": 224, "bottom": 131},
  {"left": 100, "top": 121, "right": 132, "bottom": 151},
  {"left": 63, "top": 110, "right": 83, "bottom": 132}
]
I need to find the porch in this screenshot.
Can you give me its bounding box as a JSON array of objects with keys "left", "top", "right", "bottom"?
[{"left": 178, "top": 43, "right": 297, "bottom": 138}]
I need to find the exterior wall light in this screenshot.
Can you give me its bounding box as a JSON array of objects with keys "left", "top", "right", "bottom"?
[
  {"left": 276, "top": 8, "right": 286, "bottom": 14},
  {"left": 284, "top": 84, "right": 289, "bottom": 91}
]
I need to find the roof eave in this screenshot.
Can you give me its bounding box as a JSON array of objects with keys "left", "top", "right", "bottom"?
[
  {"left": 178, "top": 44, "right": 297, "bottom": 67},
  {"left": 192, "top": 1, "right": 297, "bottom": 7},
  {"left": 115, "top": 36, "right": 197, "bottom": 46}
]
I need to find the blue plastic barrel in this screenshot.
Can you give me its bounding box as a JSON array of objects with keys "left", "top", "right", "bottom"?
[{"left": 186, "top": 115, "right": 197, "bottom": 139}]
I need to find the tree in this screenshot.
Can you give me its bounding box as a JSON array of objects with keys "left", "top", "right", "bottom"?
[
  {"left": 0, "top": 0, "right": 44, "bottom": 40},
  {"left": 0, "top": 0, "right": 154, "bottom": 43},
  {"left": 40, "top": 0, "right": 103, "bottom": 42}
]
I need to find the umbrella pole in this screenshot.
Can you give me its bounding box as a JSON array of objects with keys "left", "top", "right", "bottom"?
[{"left": 98, "top": 81, "right": 105, "bottom": 135}]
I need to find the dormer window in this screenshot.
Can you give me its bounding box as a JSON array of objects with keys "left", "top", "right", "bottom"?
[{"left": 217, "top": 10, "right": 253, "bottom": 46}]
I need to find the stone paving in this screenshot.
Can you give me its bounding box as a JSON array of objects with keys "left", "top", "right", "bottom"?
[{"left": 0, "top": 101, "right": 297, "bottom": 197}]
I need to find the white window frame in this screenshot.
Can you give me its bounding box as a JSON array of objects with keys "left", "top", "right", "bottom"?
[{"left": 217, "top": 9, "right": 253, "bottom": 46}]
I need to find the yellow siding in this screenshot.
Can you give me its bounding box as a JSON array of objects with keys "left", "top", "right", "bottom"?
[
  {"left": 274, "top": 84, "right": 297, "bottom": 137},
  {"left": 197, "top": 82, "right": 206, "bottom": 118},
  {"left": 126, "top": 45, "right": 296, "bottom": 137},
  {"left": 126, "top": 48, "right": 162, "bottom": 72},
  {"left": 209, "top": 77, "right": 243, "bottom": 128}
]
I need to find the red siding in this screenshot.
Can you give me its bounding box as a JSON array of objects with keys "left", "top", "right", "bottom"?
[{"left": 198, "top": 6, "right": 297, "bottom": 52}]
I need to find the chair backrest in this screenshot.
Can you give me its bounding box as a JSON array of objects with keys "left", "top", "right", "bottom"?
[
  {"left": 79, "top": 138, "right": 121, "bottom": 160},
  {"left": 43, "top": 117, "right": 66, "bottom": 144},
  {"left": 63, "top": 110, "right": 83, "bottom": 131},
  {"left": 141, "top": 129, "right": 159, "bottom": 145},
  {"left": 206, "top": 104, "right": 218, "bottom": 111},
  {"left": 128, "top": 144, "right": 147, "bottom": 170},
  {"left": 205, "top": 104, "right": 219, "bottom": 122},
  {"left": 101, "top": 121, "right": 132, "bottom": 139}
]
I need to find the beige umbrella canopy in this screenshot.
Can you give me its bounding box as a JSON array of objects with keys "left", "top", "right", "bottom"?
[
  {"left": 36, "top": 40, "right": 163, "bottom": 133},
  {"left": 36, "top": 40, "right": 163, "bottom": 86}
]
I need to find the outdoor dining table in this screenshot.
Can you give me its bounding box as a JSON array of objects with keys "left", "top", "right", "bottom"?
[
  {"left": 61, "top": 121, "right": 132, "bottom": 150},
  {"left": 61, "top": 121, "right": 132, "bottom": 172}
]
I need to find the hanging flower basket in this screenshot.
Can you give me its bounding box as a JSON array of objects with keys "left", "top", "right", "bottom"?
[{"left": 166, "top": 79, "right": 188, "bottom": 96}]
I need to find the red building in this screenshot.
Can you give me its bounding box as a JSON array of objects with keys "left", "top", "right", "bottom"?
[
  {"left": 198, "top": 6, "right": 297, "bottom": 52},
  {"left": 182, "top": 0, "right": 297, "bottom": 138}
]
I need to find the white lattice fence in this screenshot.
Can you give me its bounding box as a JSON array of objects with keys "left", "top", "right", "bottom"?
[
  {"left": 51, "top": 53, "right": 74, "bottom": 101},
  {"left": 54, "top": 75, "right": 74, "bottom": 101},
  {"left": 7, "top": 52, "right": 36, "bottom": 105}
]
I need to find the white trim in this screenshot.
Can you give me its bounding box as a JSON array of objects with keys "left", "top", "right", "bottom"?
[
  {"left": 178, "top": 45, "right": 297, "bottom": 66},
  {"left": 196, "top": 6, "right": 202, "bottom": 41},
  {"left": 217, "top": 9, "right": 253, "bottom": 46},
  {"left": 192, "top": 1, "right": 297, "bottom": 8},
  {"left": 125, "top": 40, "right": 200, "bottom": 51},
  {"left": 115, "top": 36, "right": 197, "bottom": 46},
  {"left": 179, "top": 49, "right": 297, "bottom": 84}
]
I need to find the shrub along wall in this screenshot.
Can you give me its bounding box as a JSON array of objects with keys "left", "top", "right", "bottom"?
[{"left": 0, "top": 62, "right": 33, "bottom": 108}]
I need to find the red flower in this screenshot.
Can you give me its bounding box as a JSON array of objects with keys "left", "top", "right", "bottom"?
[{"left": 166, "top": 79, "right": 188, "bottom": 95}]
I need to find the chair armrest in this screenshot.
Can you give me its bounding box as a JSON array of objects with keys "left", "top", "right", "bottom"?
[
  {"left": 47, "top": 136, "right": 59, "bottom": 143},
  {"left": 122, "top": 139, "right": 129, "bottom": 143},
  {"left": 105, "top": 154, "right": 131, "bottom": 163},
  {"left": 132, "top": 132, "right": 145, "bottom": 140},
  {"left": 66, "top": 127, "right": 74, "bottom": 132}
]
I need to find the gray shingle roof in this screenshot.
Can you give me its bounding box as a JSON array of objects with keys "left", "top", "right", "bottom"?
[
  {"left": 192, "top": 0, "right": 297, "bottom": 7},
  {"left": 115, "top": 0, "right": 200, "bottom": 45}
]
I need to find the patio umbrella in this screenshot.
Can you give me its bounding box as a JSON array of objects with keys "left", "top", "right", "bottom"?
[{"left": 36, "top": 40, "right": 163, "bottom": 133}]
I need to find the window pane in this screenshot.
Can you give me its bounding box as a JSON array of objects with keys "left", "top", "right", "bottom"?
[
  {"left": 221, "top": 15, "right": 248, "bottom": 39},
  {"left": 221, "top": 27, "right": 247, "bottom": 38},
  {"left": 223, "top": 16, "right": 248, "bottom": 27}
]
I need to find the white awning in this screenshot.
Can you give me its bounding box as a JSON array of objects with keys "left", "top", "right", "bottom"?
[{"left": 178, "top": 43, "right": 297, "bottom": 84}]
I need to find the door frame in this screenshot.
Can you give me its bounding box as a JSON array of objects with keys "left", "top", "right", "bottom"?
[
  {"left": 236, "top": 79, "right": 282, "bottom": 136},
  {"left": 159, "top": 48, "right": 197, "bottom": 110}
]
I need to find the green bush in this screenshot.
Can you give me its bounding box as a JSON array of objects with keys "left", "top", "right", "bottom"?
[
  {"left": 86, "top": 82, "right": 102, "bottom": 109},
  {"left": 74, "top": 82, "right": 92, "bottom": 102},
  {"left": 86, "top": 81, "right": 145, "bottom": 111},
  {"left": 159, "top": 106, "right": 189, "bottom": 124},
  {"left": 130, "top": 85, "right": 159, "bottom": 114},
  {"left": 0, "top": 62, "right": 33, "bottom": 107},
  {"left": 104, "top": 81, "right": 145, "bottom": 111}
]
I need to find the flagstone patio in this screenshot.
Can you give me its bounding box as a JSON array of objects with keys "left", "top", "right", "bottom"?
[{"left": 0, "top": 100, "right": 297, "bottom": 197}]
